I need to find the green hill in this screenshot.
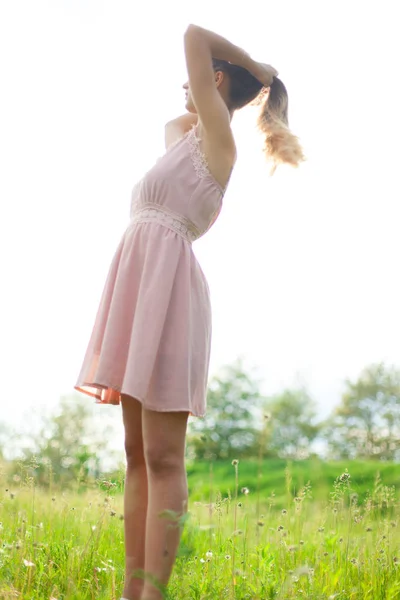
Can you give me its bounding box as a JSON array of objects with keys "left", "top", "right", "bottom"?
[{"left": 186, "top": 457, "right": 400, "bottom": 506}]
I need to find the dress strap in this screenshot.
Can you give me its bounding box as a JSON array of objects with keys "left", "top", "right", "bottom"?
[{"left": 186, "top": 126, "right": 225, "bottom": 194}]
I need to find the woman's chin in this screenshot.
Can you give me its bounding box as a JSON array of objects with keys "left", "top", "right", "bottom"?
[{"left": 185, "top": 100, "right": 197, "bottom": 114}]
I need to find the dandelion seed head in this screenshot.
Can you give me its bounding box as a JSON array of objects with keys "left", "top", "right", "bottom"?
[{"left": 23, "top": 559, "right": 35, "bottom": 567}]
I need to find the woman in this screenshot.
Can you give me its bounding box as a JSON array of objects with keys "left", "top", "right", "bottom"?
[{"left": 74, "top": 24, "right": 304, "bottom": 600}]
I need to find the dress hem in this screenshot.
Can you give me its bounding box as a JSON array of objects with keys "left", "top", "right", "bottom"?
[{"left": 74, "top": 383, "right": 205, "bottom": 418}]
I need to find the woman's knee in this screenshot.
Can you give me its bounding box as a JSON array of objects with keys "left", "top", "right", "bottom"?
[
  {"left": 145, "top": 448, "right": 185, "bottom": 475},
  {"left": 124, "top": 439, "right": 146, "bottom": 468}
]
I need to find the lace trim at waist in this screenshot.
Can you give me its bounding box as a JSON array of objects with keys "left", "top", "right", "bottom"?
[{"left": 130, "top": 203, "right": 201, "bottom": 243}]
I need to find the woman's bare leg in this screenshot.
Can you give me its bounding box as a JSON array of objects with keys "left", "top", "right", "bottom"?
[
  {"left": 141, "top": 407, "right": 189, "bottom": 600},
  {"left": 121, "top": 395, "right": 149, "bottom": 600}
]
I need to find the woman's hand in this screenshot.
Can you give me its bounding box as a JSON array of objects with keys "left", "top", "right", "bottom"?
[{"left": 250, "top": 62, "right": 279, "bottom": 86}]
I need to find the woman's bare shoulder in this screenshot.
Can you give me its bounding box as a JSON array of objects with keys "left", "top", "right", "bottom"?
[{"left": 164, "top": 113, "right": 198, "bottom": 149}]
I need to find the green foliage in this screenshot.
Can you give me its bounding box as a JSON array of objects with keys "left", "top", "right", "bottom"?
[
  {"left": 0, "top": 422, "right": 8, "bottom": 459},
  {"left": 183, "top": 458, "right": 400, "bottom": 507},
  {"left": 187, "top": 358, "right": 268, "bottom": 460},
  {"left": 187, "top": 359, "right": 400, "bottom": 463},
  {"left": 262, "top": 387, "right": 320, "bottom": 459},
  {"left": 187, "top": 361, "right": 324, "bottom": 462},
  {"left": 1, "top": 359, "right": 400, "bottom": 491},
  {"left": 6, "top": 395, "right": 118, "bottom": 488},
  {"left": 325, "top": 362, "right": 400, "bottom": 460},
  {"left": 1, "top": 461, "right": 399, "bottom": 599}
]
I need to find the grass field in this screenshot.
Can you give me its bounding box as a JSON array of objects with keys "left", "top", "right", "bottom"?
[{"left": 0, "top": 458, "right": 399, "bottom": 599}]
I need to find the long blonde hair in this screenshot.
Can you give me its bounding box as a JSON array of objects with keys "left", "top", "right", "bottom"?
[
  {"left": 254, "top": 78, "right": 305, "bottom": 174},
  {"left": 212, "top": 59, "right": 305, "bottom": 175}
]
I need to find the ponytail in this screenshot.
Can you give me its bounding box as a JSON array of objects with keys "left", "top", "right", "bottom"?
[
  {"left": 255, "top": 78, "right": 305, "bottom": 175},
  {"left": 211, "top": 60, "right": 305, "bottom": 174}
]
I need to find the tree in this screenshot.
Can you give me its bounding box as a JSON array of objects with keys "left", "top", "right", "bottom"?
[
  {"left": 10, "top": 394, "right": 119, "bottom": 486},
  {"left": 262, "top": 387, "right": 320, "bottom": 459},
  {"left": 0, "top": 422, "right": 8, "bottom": 460},
  {"left": 324, "top": 362, "right": 400, "bottom": 460},
  {"left": 187, "top": 358, "right": 268, "bottom": 460}
]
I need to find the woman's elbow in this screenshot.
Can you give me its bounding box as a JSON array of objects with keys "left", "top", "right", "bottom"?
[{"left": 184, "top": 24, "right": 200, "bottom": 38}]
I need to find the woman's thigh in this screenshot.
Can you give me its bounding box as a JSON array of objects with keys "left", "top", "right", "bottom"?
[{"left": 142, "top": 407, "right": 189, "bottom": 471}]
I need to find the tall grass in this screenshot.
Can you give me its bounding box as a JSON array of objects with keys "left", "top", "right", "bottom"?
[{"left": 0, "top": 458, "right": 399, "bottom": 599}]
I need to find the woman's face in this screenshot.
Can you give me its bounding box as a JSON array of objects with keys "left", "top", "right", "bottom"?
[{"left": 182, "top": 80, "right": 196, "bottom": 113}]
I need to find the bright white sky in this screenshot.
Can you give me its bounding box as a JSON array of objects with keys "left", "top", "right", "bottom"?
[{"left": 1, "top": 0, "right": 399, "bottom": 453}]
